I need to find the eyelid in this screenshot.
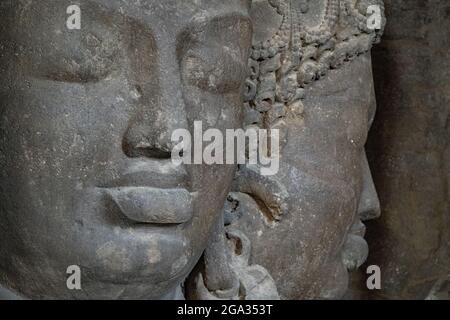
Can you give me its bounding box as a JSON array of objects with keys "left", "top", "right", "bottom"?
[{"left": 26, "top": 46, "right": 120, "bottom": 84}]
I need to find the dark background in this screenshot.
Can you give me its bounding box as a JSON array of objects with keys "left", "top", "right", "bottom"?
[{"left": 349, "top": 0, "right": 450, "bottom": 300}]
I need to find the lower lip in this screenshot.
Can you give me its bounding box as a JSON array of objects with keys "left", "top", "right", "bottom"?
[{"left": 104, "top": 187, "right": 194, "bottom": 224}]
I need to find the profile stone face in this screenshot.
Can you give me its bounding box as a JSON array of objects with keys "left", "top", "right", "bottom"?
[
  {"left": 0, "top": 0, "right": 252, "bottom": 299},
  {"left": 188, "top": 0, "right": 386, "bottom": 300}
]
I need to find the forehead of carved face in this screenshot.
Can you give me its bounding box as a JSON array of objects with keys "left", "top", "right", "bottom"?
[{"left": 0, "top": 0, "right": 252, "bottom": 299}]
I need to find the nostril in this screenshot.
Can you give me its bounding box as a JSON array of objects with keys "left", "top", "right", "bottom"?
[
  {"left": 130, "top": 85, "right": 143, "bottom": 100},
  {"left": 122, "top": 127, "right": 173, "bottom": 159},
  {"left": 144, "top": 148, "right": 172, "bottom": 159},
  {"left": 122, "top": 140, "right": 172, "bottom": 159}
]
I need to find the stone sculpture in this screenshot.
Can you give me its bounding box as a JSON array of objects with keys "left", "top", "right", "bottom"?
[
  {"left": 0, "top": 0, "right": 252, "bottom": 299},
  {"left": 188, "top": 0, "right": 386, "bottom": 299},
  {"left": 0, "top": 0, "right": 386, "bottom": 300}
]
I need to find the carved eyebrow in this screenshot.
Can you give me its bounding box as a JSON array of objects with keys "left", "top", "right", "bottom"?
[{"left": 87, "top": 0, "right": 251, "bottom": 34}]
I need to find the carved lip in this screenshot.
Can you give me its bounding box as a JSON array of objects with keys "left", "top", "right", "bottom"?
[
  {"left": 105, "top": 187, "right": 195, "bottom": 224},
  {"left": 100, "top": 160, "right": 194, "bottom": 224},
  {"left": 104, "top": 159, "right": 189, "bottom": 190}
]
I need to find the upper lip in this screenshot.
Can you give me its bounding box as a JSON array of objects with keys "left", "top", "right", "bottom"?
[
  {"left": 102, "top": 159, "right": 189, "bottom": 190},
  {"left": 99, "top": 159, "right": 194, "bottom": 224}
]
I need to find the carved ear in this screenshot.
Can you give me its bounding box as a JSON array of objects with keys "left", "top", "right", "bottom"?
[{"left": 232, "top": 164, "right": 290, "bottom": 222}]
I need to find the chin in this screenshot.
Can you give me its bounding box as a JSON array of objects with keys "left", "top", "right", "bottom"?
[
  {"left": 79, "top": 278, "right": 184, "bottom": 300},
  {"left": 315, "top": 261, "right": 350, "bottom": 300},
  {"left": 13, "top": 259, "right": 190, "bottom": 300}
]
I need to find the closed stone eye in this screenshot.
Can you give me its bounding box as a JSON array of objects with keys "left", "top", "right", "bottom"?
[{"left": 24, "top": 29, "right": 121, "bottom": 84}]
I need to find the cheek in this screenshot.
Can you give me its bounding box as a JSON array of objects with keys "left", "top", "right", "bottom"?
[
  {"left": 281, "top": 163, "right": 359, "bottom": 254},
  {"left": 318, "top": 259, "right": 349, "bottom": 299},
  {"left": 1, "top": 78, "right": 141, "bottom": 194},
  {"left": 284, "top": 98, "right": 371, "bottom": 188},
  {"left": 186, "top": 164, "right": 235, "bottom": 265},
  {"left": 182, "top": 90, "right": 242, "bottom": 202}
]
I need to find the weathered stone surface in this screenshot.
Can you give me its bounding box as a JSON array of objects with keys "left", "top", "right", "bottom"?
[
  {"left": 188, "top": 0, "right": 386, "bottom": 300},
  {"left": 0, "top": 0, "right": 252, "bottom": 299},
  {"left": 5, "top": 0, "right": 445, "bottom": 301}
]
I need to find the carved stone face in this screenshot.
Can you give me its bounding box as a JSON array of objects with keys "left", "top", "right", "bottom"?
[
  {"left": 240, "top": 53, "right": 380, "bottom": 299},
  {"left": 0, "top": 0, "right": 251, "bottom": 299},
  {"left": 223, "top": 0, "right": 383, "bottom": 299}
]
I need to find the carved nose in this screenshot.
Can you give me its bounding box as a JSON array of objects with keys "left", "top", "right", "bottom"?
[
  {"left": 122, "top": 92, "right": 189, "bottom": 158},
  {"left": 357, "top": 152, "right": 381, "bottom": 221},
  {"left": 123, "top": 122, "right": 175, "bottom": 159},
  {"left": 122, "top": 54, "right": 188, "bottom": 159}
]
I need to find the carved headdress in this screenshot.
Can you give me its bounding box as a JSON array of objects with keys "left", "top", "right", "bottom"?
[{"left": 245, "top": 0, "right": 386, "bottom": 128}]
